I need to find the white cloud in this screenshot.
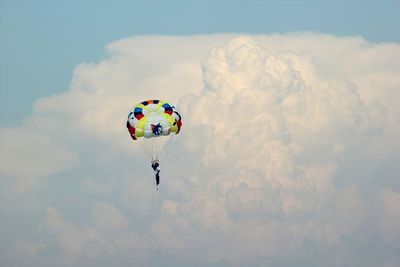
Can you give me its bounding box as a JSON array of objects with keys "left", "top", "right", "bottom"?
[
  {"left": 0, "top": 128, "right": 77, "bottom": 191},
  {"left": 380, "top": 189, "right": 400, "bottom": 243},
  {"left": 1, "top": 34, "right": 399, "bottom": 267}
]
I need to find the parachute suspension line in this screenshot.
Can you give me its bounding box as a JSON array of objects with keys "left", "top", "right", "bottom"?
[
  {"left": 158, "top": 134, "right": 175, "bottom": 160},
  {"left": 152, "top": 138, "right": 155, "bottom": 161},
  {"left": 155, "top": 138, "right": 160, "bottom": 160},
  {"left": 143, "top": 141, "right": 153, "bottom": 161},
  {"left": 151, "top": 138, "right": 155, "bottom": 161},
  {"left": 147, "top": 174, "right": 156, "bottom": 267},
  {"left": 151, "top": 137, "right": 160, "bottom": 161}
]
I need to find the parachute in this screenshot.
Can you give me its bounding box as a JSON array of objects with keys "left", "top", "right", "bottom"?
[
  {"left": 126, "top": 99, "right": 182, "bottom": 265},
  {"left": 126, "top": 99, "right": 182, "bottom": 162},
  {"left": 126, "top": 99, "right": 182, "bottom": 141}
]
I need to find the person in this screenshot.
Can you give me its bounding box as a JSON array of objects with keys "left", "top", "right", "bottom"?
[
  {"left": 151, "top": 123, "right": 163, "bottom": 136},
  {"left": 151, "top": 160, "right": 160, "bottom": 190}
]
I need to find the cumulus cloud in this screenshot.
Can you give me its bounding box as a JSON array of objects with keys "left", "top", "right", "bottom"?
[
  {"left": 0, "top": 34, "right": 399, "bottom": 267},
  {"left": 0, "top": 128, "right": 77, "bottom": 191}
]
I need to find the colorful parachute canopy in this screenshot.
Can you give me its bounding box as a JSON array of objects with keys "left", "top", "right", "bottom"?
[{"left": 126, "top": 100, "right": 182, "bottom": 140}]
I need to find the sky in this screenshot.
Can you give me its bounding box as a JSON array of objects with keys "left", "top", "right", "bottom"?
[
  {"left": 1, "top": 0, "right": 400, "bottom": 126},
  {"left": 1, "top": 1, "right": 400, "bottom": 267}
]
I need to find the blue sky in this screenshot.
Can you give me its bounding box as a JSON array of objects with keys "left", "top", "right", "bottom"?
[{"left": 0, "top": 0, "right": 399, "bottom": 126}]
